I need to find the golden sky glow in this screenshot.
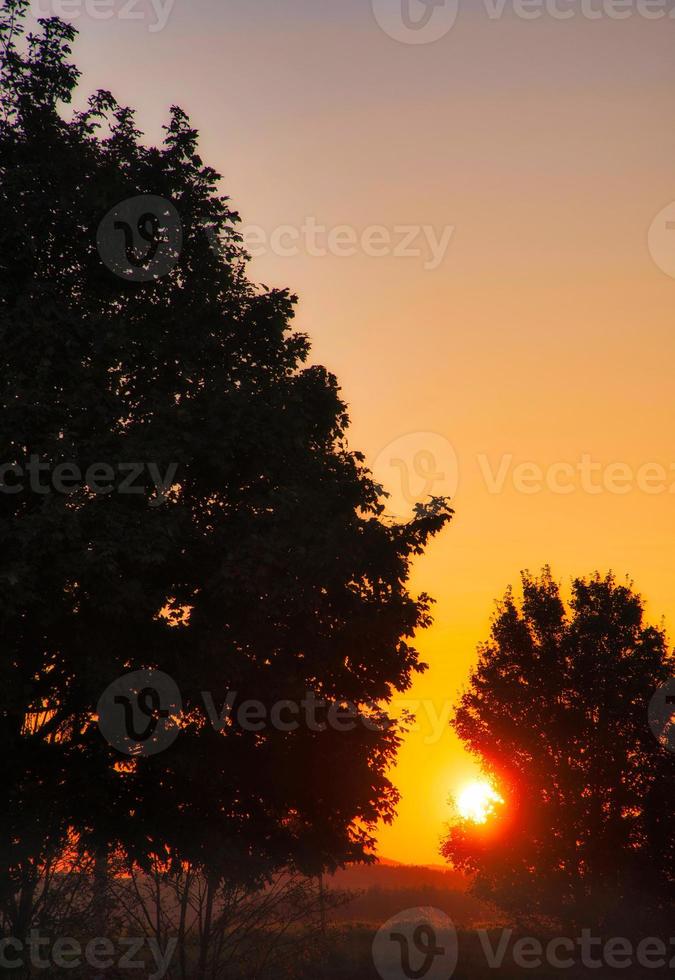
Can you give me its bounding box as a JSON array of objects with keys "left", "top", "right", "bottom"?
[{"left": 57, "top": 0, "right": 675, "bottom": 864}]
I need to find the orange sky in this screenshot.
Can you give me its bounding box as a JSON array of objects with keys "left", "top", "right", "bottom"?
[{"left": 48, "top": 0, "right": 675, "bottom": 864}]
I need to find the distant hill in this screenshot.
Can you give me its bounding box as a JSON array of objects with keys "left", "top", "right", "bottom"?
[{"left": 325, "top": 860, "right": 504, "bottom": 928}]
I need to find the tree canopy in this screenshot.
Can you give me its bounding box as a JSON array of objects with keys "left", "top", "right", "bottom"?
[
  {"left": 442, "top": 568, "right": 674, "bottom": 932},
  {"left": 0, "top": 0, "right": 452, "bottom": 930}
]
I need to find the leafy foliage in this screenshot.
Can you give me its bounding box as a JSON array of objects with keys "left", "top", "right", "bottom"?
[
  {"left": 443, "top": 568, "right": 674, "bottom": 931},
  {"left": 0, "top": 0, "right": 453, "bottom": 929}
]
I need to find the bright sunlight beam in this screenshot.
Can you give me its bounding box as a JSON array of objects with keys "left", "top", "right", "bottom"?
[{"left": 455, "top": 780, "right": 504, "bottom": 824}]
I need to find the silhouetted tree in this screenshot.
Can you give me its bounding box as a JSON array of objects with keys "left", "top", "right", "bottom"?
[
  {"left": 442, "top": 568, "right": 674, "bottom": 932},
  {"left": 0, "top": 0, "right": 452, "bottom": 940}
]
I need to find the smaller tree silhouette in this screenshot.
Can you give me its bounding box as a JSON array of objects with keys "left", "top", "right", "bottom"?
[{"left": 442, "top": 568, "right": 674, "bottom": 932}]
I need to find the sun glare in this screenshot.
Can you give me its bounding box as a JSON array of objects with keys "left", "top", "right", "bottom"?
[{"left": 456, "top": 780, "right": 504, "bottom": 824}]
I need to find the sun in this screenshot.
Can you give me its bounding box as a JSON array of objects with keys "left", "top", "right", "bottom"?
[{"left": 455, "top": 780, "right": 504, "bottom": 824}]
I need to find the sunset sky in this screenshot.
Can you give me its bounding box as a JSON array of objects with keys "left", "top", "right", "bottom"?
[{"left": 46, "top": 0, "right": 675, "bottom": 864}]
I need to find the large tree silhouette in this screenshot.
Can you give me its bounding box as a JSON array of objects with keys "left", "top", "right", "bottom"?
[
  {"left": 442, "top": 568, "right": 674, "bottom": 932},
  {"left": 0, "top": 0, "right": 452, "bottom": 935}
]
